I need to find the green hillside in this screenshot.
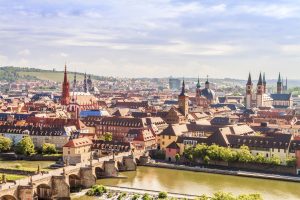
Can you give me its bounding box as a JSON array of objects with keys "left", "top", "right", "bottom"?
[{"left": 0, "top": 66, "right": 112, "bottom": 82}]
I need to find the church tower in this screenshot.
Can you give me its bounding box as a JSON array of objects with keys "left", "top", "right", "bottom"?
[
  {"left": 263, "top": 73, "right": 267, "bottom": 93},
  {"left": 277, "top": 73, "right": 282, "bottom": 94},
  {"left": 61, "top": 64, "right": 70, "bottom": 105},
  {"left": 195, "top": 76, "right": 201, "bottom": 97},
  {"left": 83, "top": 73, "right": 88, "bottom": 93},
  {"left": 73, "top": 72, "right": 77, "bottom": 92},
  {"left": 256, "top": 73, "right": 264, "bottom": 107},
  {"left": 245, "top": 73, "right": 253, "bottom": 109},
  {"left": 178, "top": 79, "right": 189, "bottom": 117}
]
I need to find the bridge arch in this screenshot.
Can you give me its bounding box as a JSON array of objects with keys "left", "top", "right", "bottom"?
[
  {"left": 36, "top": 183, "right": 52, "bottom": 200},
  {"left": 0, "top": 195, "right": 17, "bottom": 200},
  {"left": 95, "top": 167, "right": 104, "bottom": 179},
  {"left": 69, "top": 174, "right": 82, "bottom": 192}
]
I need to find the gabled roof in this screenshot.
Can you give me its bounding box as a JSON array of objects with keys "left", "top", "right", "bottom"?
[
  {"left": 160, "top": 124, "right": 187, "bottom": 136},
  {"left": 63, "top": 137, "right": 92, "bottom": 148},
  {"left": 166, "top": 141, "right": 180, "bottom": 149},
  {"left": 270, "top": 93, "right": 292, "bottom": 101}
]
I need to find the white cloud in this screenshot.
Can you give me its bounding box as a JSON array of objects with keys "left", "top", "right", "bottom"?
[
  {"left": 280, "top": 45, "right": 300, "bottom": 55},
  {"left": 236, "top": 4, "right": 300, "bottom": 19},
  {"left": 60, "top": 52, "right": 69, "bottom": 57},
  {"left": 18, "top": 49, "right": 31, "bottom": 56}
]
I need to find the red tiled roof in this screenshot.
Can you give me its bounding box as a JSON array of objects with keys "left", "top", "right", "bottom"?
[{"left": 63, "top": 137, "right": 92, "bottom": 148}]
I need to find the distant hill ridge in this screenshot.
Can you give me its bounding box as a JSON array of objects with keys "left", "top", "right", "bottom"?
[{"left": 0, "top": 66, "right": 109, "bottom": 82}]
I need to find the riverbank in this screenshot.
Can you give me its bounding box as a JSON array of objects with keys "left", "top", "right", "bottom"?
[
  {"left": 71, "top": 186, "right": 198, "bottom": 200},
  {"left": 144, "top": 162, "right": 300, "bottom": 183},
  {"left": 97, "top": 166, "right": 300, "bottom": 200}
]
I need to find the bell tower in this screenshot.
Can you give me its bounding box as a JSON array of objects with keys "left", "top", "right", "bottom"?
[
  {"left": 256, "top": 73, "right": 264, "bottom": 107},
  {"left": 245, "top": 73, "right": 253, "bottom": 109},
  {"left": 61, "top": 64, "right": 70, "bottom": 105},
  {"left": 195, "top": 76, "right": 201, "bottom": 97},
  {"left": 277, "top": 73, "right": 282, "bottom": 94},
  {"left": 178, "top": 79, "right": 189, "bottom": 117}
]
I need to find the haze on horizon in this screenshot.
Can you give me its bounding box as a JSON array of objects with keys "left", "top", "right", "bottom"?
[{"left": 1, "top": 0, "right": 300, "bottom": 79}]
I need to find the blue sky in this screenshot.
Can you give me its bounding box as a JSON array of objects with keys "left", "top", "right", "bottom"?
[{"left": 1, "top": 0, "right": 300, "bottom": 79}]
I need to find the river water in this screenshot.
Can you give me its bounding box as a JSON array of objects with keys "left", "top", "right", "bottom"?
[{"left": 94, "top": 166, "right": 300, "bottom": 200}]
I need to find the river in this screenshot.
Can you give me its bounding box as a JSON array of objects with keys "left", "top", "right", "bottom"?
[{"left": 91, "top": 166, "right": 300, "bottom": 200}]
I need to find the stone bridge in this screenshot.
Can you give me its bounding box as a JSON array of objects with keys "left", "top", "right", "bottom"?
[{"left": 0, "top": 151, "right": 148, "bottom": 200}]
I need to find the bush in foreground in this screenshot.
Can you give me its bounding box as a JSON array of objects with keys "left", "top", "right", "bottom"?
[
  {"left": 158, "top": 191, "right": 168, "bottom": 199},
  {"left": 86, "top": 185, "right": 107, "bottom": 196}
]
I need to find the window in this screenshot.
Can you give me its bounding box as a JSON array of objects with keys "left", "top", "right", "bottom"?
[
  {"left": 68, "top": 151, "right": 70, "bottom": 154},
  {"left": 169, "top": 136, "right": 171, "bottom": 140},
  {"left": 162, "top": 142, "right": 165, "bottom": 145}
]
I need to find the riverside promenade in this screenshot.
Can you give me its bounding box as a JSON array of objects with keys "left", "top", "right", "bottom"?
[
  {"left": 71, "top": 186, "right": 198, "bottom": 199},
  {"left": 145, "top": 162, "right": 300, "bottom": 182}
]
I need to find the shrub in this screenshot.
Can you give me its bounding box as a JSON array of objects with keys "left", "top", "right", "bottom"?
[
  {"left": 158, "top": 191, "right": 168, "bottom": 199},
  {"left": 142, "top": 193, "right": 152, "bottom": 200},
  {"left": 42, "top": 143, "right": 57, "bottom": 155},
  {"left": 86, "top": 185, "right": 108, "bottom": 196},
  {"left": 117, "top": 192, "right": 127, "bottom": 200},
  {"left": 132, "top": 194, "right": 140, "bottom": 200}
]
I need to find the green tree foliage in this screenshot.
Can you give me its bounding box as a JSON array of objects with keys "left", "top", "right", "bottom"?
[
  {"left": 103, "top": 132, "right": 113, "bottom": 141},
  {"left": 86, "top": 185, "right": 107, "bottom": 196},
  {"left": 142, "top": 193, "right": 152, "bottom": 200},
  {"left": 42, "top": 143, "right": 57, "bottom": 155},
  {"left": 175, "top": 153, "right": 180, "bottom": 163},
  {"left": 266, "top": 155, "right": 281, "bottom": 165},
  {"left": 237, "top": 145, "right": 254, "bottom": 163},
  {"left": 286, "top": 157, "right": 297, "bottom": 167},
  {"left": 0, "top": 136, "right": 12, "bottom": 152},
  {"left": 195, "top": 192, "right": 263, "bottom": 200},
  {"left": 254, "top": 153, "right": 266, "bottom": 163},
  {"left": 158, "top": 191, "right": 168, "bottom": 199},
  {"left": 183, "top": 143, "right": 285, "bottom": 166},
  {"left": 15, "top": 136, "right": 35, "bottom": 156}
]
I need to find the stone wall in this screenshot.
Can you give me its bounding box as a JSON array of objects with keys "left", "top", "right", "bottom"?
[{"left": 228, "top": 162, "right": 296, "bottom": 175}]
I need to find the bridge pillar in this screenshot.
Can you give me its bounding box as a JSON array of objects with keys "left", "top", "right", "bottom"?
[
  {"left": 123, "top": 156, "right": 137, "bottom": 171},
  {"left": 18, "top": 185, "right": 33, "bottom": 200},
  {"left": 51, "top": 176, "right": 70, "bottom": 200},
  {"left": 139, "top": 155, "right": 150, "bottom": 165},
  {"left": 80, "top": 167, "right": 96, "bottom": 188},
  {"left": 104, "top": 160, "right": 118, "bottom": 177}
]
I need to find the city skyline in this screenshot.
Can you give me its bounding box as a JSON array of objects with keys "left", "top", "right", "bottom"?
[{"left": 1, "top": 1, "right": 300, "bottom": 78}]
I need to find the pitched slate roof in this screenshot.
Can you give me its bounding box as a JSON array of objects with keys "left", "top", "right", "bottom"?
[
  {"left": 166, "top": 141, "right": 180, "bottom": 149},
  {"left": 270, "top": 93, "right": 292, "bottom": 101},
  {"left": 226, "top": 133, "right": 292, "bottom": 149},
  {"left": 160, "top": 124, "right": 188, "bottom": 136}
]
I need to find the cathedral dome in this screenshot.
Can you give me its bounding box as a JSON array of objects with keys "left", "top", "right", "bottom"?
[{"left": 201, "top": 88, "right": 215, "bottom": 101}]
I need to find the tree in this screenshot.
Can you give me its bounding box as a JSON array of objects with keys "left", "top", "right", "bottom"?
[
  {"left": 267, "top": 155, "right": 281, "bottom": 166},
  {"left": 0, "top": 136, "right": 12, "bottom": 152},
  {"left": 286, "top": 157, "right": 297, "bottom": 167},
  {"left": 42, "top": 143, "right": 57, "bottom": 155},
  {"left": 103, "top": 132, "right": 113, "bottom": 141},
  {"left": 207, "top": 144, "right": 221, "bottom": 161},
  {"left": 175, "top": 153, "right": 180, "bottom": 163},
  {"left": 16, "top": 136, "right": 35, "bottom": 156},
  {"left": 203, "top": 155, "right": 210, "bottom": 165},
  {"left": 237, "top": 145, "right": 254, "bottom": 163},
  {"left": 254, "top": 153, "right": 266, "bottom": 164}
]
